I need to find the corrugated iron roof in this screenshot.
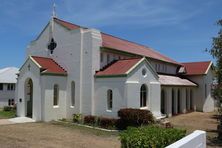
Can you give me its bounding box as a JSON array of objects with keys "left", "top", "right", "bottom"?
[
  {"left": 182, "top": 61, "right": 212, "bottom": 75},
  {"left": 0, "top": 67, "right": 19, "bottom": 83},
  {"left": 31, "top": 56, "right": 67, "bottom": 75},
  {"left": 159, "top": 74, "right": 197, "bottom": 86},
  {"left": 96, "top": 58, "right": 142, "bottom": 77}
]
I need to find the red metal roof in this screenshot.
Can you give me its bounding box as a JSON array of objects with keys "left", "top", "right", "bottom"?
[
  {"left": 182, "top": 61, "right": 212, "bottom": 75},
  {"left": 96, "top": 58, "right": 142, "bottom": 76},
  {"left": 159, "top": 75, "right": 197, "bottom": 86},
  {"left": 54, "top": 18, "right": 180, "bottom": 65},
  {"left": 31, "top": 56, "right": 67, "bottom": 75},
  {"left": 54, "top": 18, "right": 81, "bottom": 30},
  {"left": 101, "top": 33, "right": 179, "bottom": 65}
]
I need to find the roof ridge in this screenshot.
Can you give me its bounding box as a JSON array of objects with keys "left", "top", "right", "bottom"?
[
  {"left": 102, "top": 33, "right": 178, "bottom": 62},
  {"left": 54, "top": 17, "right": 87, "bottom": 29},
  {"left": 182, "top": 61, "right": 212, "bottom": 64},
  {"left": 51, "top": 58, "right": 67, "bottom": 73}
]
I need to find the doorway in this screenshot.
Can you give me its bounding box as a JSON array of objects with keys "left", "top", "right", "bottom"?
[{"left": 25, "top": 78, "right": 33, "bottom": 118}]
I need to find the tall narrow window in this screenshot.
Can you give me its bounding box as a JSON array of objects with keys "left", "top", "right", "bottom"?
[
  {"left": 205, "top": 84, "right": 207, "bottom": 98},
  {"left": 140, "top": 84, "right": 147, "bottom": 107},
  {"left": 107, "top": 89, "right": 113, "bottom": 110},
  {"left": 172, "top": 89, "right": 175, "bottom": 115},
  {"left": 161, "top": 89, "right": 165, "bottom": 114},
  {"left": 71, "top": 81, "right": 75, "bottom": 107},
  {"left": 178, "top": 89, "right": 181, "bottom": 113},
  {"left": 107, "top": 54, "right": 110, "bottom": 64},
  {"left": 7, "top": 84, "right": 14, "bottom": 91},
  {"left": 8, "top": 99, "right": 11, "bottom": 106},
  {"left": 0, "top": 83, "right": 3, "bottom": 90},
  {"left": 53, "top": 84, "right": 59, "bottom": 106},
  {"left": 100, "top": 53, "right": 103, "bottom": 62},
  {"left": 190, "top": 89, "right": 193, "bottom": 110},
  {"left": 186, "top": 89, "right": 189, "bottom": 110}
]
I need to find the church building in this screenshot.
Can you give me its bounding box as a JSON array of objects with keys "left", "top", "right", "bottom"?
[{"left": 16, "top": 15, "right": 215, "bottom": 121}]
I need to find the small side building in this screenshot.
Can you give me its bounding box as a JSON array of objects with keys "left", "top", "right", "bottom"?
[{"left": 0, "top": 67, "right": 19, "bottom": 107}]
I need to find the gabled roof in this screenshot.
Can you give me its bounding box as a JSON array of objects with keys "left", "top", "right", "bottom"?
[
  {"left": 30, "top": 56, "right": 67, "bottom": 75},
  {"left": 96, "top": 58, "right": 142, "bottom": 77},
  {"left": 182, "top": 61, "right": 212, "bottom": 75},
  {"left": 0, "top": 67, "right": 19, "bottom": 83},
  {"left": 54, "top": 18, "right": 82, "bottom": 30},
  {"left": 54, "top": 18, "right": 180, "bottom": 65},
  {"left": 101, "top": 33, "right": 179, "bottom": 65},
  {"left": 159, "top": 74, "right": 197, "bottom": 87}
]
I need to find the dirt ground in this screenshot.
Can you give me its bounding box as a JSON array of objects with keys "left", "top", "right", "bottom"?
[
  {"left": 168, "top": 112, "right": 222, "bottom": 148},
  {"left": 0, "top": 122, "right": 120, "bottom": 148}
]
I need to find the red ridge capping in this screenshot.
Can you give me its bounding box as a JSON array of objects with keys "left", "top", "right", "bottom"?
[
  {"left": 182, "top": 61, "right": 212, "bottom": 75},
  {"left": 31, "top": 56, "right": 67, "bottom": 75}
]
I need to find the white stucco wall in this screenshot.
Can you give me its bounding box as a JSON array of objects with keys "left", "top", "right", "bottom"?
[
  {"left": 41, "top": 75, "right": 67, "bottom": 122},
  {"left": 25, "top": 20, "right": 103, "bottom": 119},
  {"left": 94, "top": 59, "right": 161, "bottom": 118},
  {"left": 94, "top": 77, "right": 126, "bottom": 117},
  {"left": 127, "top": 60, "right": 161, "bottom": 117},
  {"left": 186, "top": 69, "right": 214, "bottom": 112},
  {"left": 17, "top": 59, "right": 42, "bottom": 121}
]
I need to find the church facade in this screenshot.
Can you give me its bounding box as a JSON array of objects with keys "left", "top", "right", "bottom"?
[{"left": 16, "top": 17, "right": 215, "bottom": 121}]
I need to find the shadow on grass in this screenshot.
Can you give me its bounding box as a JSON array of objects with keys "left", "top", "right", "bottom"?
[
  {"left": 211, "top": 114, "right": 220, "bottom": 120},
  {"left": 207, "top": 136, "right": 222, "bottom": 147}
]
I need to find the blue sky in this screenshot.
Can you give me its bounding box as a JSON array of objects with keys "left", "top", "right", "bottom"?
[{"left": 0, "top": 0, "right": 221, "bottom": 68}]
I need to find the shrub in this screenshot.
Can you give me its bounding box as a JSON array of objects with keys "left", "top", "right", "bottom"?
[
  {"left": 3, "top": 106, "right": 13, "bottom": 111},
  {"left": 117, "top": 108, "right": 154, "bottom": 129},
  {"left": 84, "top": 115, "right": 96, "bottom": 125},
  {"left": 73, "top": 114, "right": 82, "bottom": 123},
  {"left": 98, "top": 117, "right": 117, "bottom": 129},
  {"left": 120, "top": 125, "right": 186, "bottom": 148}
]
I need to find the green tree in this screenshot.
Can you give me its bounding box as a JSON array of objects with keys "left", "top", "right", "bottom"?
[{"left": 209, "top": 19, "right": 222, "bottom": 140}]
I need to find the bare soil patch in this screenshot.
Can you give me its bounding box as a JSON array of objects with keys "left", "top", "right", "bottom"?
[
  {"left": 168, "top": 112, "right": 222, "bottom": 148},
  {"left": 0, "top": 122, "right": 120, "bottom": 148}
]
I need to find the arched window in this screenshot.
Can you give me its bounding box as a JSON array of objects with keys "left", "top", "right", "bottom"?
[
  {"left": 140, "top": 84, "right": 147, "bottom": 107},
  {"left": 107, "top": 89, "right": 113, "bottom": 110},
  {"left": 53, "top": 84, "right": 59, "bottom": 106},
  {"left": 71, "top": 81, "right": 75, "bottom": 107}
]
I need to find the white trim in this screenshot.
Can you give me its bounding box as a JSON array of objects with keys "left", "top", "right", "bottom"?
[
  {"left": 126, "top": 81, "right": 139, "bottom": 84},
  {"left": 53, "top": 105, "right": 59, "bottom": 108},
  {"left": 140, "top": 106, "right": 148, "bottom": 110},
  {"left": 106, "top": 110, "right": 112, "bottom": 112},
  {"left": 126, "top": 58, "right": 145, "bottom": 74},
  {"left": 204, "top": 61, "right": 213, "bottom": 74},
  {"left": 29, "top": 56, "right": 42, "bottom": 68}
]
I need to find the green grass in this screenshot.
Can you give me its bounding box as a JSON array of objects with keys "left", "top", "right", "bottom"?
[{"left": 0, "top": 110, "right": 16, "bottom": 119}]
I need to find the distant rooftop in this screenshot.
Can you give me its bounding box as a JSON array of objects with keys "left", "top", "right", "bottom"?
[{"left": 0, "top": 67, "right": 19, "bottom": 83}]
